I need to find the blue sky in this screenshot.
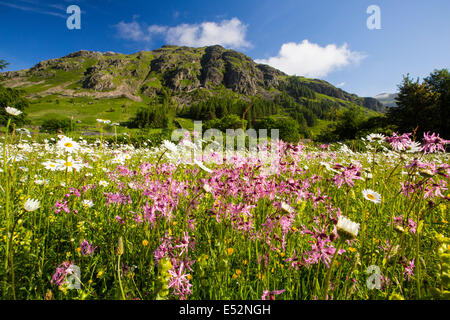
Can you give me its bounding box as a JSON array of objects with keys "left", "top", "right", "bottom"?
[{"left": 0, "top": 0, "right": 449, "bottom": 97}]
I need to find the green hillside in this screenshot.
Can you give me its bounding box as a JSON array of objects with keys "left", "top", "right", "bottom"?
[{"left": 0, "top": 45, "right": 383, "bottom": 135}]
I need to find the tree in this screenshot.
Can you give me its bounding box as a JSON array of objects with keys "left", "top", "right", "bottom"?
[
  {"left": 387, "top": 69, "right": 450, "bottom": 138},
  {"left": 0, "top": 59, "right": 29, "bottom": 126},
  {"left": 319, "top": 106, "right": 366, "bottom": 142},
  {"left": 0, "top": 59, "right": 8, "bottom": 71},
  {"left": 41, "top": 118, "right": 75, "bottom": 133},
  {"left": 128, "top": 102, "right": 174, "bottom": 129},
  {"left": 254, "top": 116, "right": 300, "bottom": 143},
  {"left": 0, "top": 86, "right": 30, "bottom": 127},
  {"left": 424, "top": 69, "right": 450, "bottom": 138},
  {"left": 204, "top": 114, "right": 247, "bottom": 132}
]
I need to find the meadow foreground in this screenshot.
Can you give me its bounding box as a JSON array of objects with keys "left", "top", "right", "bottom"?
[{"left": 0, "top": 127, "right": 449, "bottom": 300}]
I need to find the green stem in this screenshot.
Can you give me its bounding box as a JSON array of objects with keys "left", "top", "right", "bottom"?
[
  {"left": 415, "top": 212, "right": 421, "bottom": 298},
  {"left": 322, "top": 239, "right": 343, "bottom": 300},
  {"left": 344, "top": 188, "right": 350, "bottom": 216},
  {"left": 117, "top": 255, "right": 126, "bottom": 300},
  {"left": 8, "top": 212, "right": 24, "bottom": 300},
  {"left": 3, "top": 118, "right": 11, "bottom": 271}
]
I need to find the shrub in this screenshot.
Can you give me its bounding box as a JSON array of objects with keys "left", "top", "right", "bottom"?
[
  {"left": 204, "top": 114, "right": 247, "bottom": 132},
  {"left": 254, "top": 116, "right": 300, "bottom": 143},
  {"left": 40, "top": 118, "right": 75, "bottom": 134}
]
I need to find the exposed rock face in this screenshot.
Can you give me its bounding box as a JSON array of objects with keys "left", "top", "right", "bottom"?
[
  {"left": 0, "top": 45, "right": 383, "bottom": 112},
  {"left": 140, "top": 83, "right": 158, "bottom": 97},
  {"left": 257, "top": 64, "right": 284, "bottom": 88},
  {"left": 165, "top": 67, "right": 201, "bottom": 92},
  {"left": 2, "top": 70, "right": 26, "bottom": 79},
  {"left": 148, "top": 45, "right": 283, "bottom": 95},
  {"left": 150, "top": 47, "right": 202, "bottom": 92},
  {"left": 82, "top": 72, "right": 115, "bottom": 91},
  {"left": 200, "top": 45, "right": 226, "bottom": 87},
  {"left": 63, "top": 50, "right": 103, "bottom": 59},
  {"left": 362, "top": 97, "right": 385, "bottom": 112}
]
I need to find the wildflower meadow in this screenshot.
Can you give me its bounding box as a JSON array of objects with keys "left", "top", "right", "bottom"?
[{"left": 0, "top": 110, "right": 449, "bottom": 300}]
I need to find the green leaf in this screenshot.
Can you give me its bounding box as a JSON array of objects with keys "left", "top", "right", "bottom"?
[{"left": 417, "top": 220, "right": 424, "bottom": 234}]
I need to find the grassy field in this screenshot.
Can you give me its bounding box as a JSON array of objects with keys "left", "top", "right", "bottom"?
[
  {"left": 26, "top": 96, "right": 147, "bottom": 126},
  {"left": 0, "top": 125, "right": 448, "bottom": 300}
]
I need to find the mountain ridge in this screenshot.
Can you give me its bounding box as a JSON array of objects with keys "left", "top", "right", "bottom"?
[
  {"left": 0, "top": 45, "right": 384, "bottom": 127},
  {"left": 374, "top": 92, "right": 398, "bottom": 108}
]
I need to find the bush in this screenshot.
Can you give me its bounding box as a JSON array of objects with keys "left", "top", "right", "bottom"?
[
  {"left": 0, "top": 84, "right": 29, "bottom": 127},
  {"left": 128, "top": 105, "right": 173, "bottom": 129},
  {"left": 203, "top": 114, "right": 247, "bottom": 132},
  {"left": 254, "top": 116, "right": 300, "bottom": 143},
  {"left": 40, "top": 118, "right": 75, "bottom": 134}
]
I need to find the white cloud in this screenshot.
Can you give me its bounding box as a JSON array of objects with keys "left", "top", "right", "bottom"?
[
  {"left": 148, "top": 25, "right": 168, "bottom": 34},
  {"left": 255, "top": 40, "right": 366, "bottom": 78},
  {"left": 115, "top": 17, "right": 250, "bottom": 49},
  {"left": 336, "top": 82, "right": 346, "bottom": 87},
  {"left": 115, "top": 21, "right": 150, "bottom": 42},
  {"left": 162, "top": 18, "right": 250, "bottom": 48}
]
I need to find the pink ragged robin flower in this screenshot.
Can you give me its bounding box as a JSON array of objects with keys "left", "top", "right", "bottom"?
[
  {"left": 421, "top": 132, "right": 449, "bottom": 154},
  {"left": 261, "top": 289, "right": 286, "bottom": 300}
]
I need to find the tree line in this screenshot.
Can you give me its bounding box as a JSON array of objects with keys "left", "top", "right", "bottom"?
[{"left": 319, "top": 68, "right": 450, "bottom": 142}]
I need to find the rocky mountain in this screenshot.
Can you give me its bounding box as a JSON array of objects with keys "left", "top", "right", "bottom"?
[
  {"left": 0, "top": 45, "right": 384, "bottom": 117},
  {"left": 374, "top": 92, "right": 398, "bottom": 108}
]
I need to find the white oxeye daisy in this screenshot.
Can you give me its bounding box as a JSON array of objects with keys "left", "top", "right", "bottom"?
[
  {"left": 5, "top": 106, "right": 22, "bottom": 116},
  {"left": 194, "top": 159, "right": 212, "bottom": 173},
  {"left": 110, "top": 156, "right": 124, "bottom": 165},
  {"left": 365, "top": 133, "right": 385, "bottom": 144},
  {"left": 42, "top": 160, "right": 58, "bottom": 171},
  {"left": 34, "top": 179, "right": 48, "bottom": 185},
  {"left": 281, "top": 202, "right": 295, "bottom": 214},
  {"left": 405, "top": 141, "right": 422, "bottom": 153},
  {"left": 337, "top": 216, "right": 360, "bottom": 240},
  {"left": 55, "top": 157, "right": 83, "bottom": 172},
  {"left": 24, "top": 198, "right": 40, "bottom": 212},
  {"left": 203, "top": 184, "right": 212, "bottom": 193},
  {"left": 82, "top": 199, "right": 94, "bottom": 208},
  {"left": 99, "top": 180, "right": 109, "bottom": 187},
  {"left": 96, "top": 119, "right": 111, "bottom": 124},
  {"left": 16, "top": 128, "right": 31, "bottom": 135},
  {"left": 56, "top": 136, "right": 80, "bottom": 153},
  {"left": 362, "top": 189, "right": 382, "bottom": 204},
  {"left": 128, "top": 182, "right": 137, "bottom": 190},
  {"left": 364, "top": 172, "right": 373, "bottom": 179},
  {"left": 163, "top": 140, "right": 178, "bottom": 153}
]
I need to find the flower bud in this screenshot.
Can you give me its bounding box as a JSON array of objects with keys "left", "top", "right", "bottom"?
[{"left": 117, "top": 237, "right": 124, "bottom": 256}]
